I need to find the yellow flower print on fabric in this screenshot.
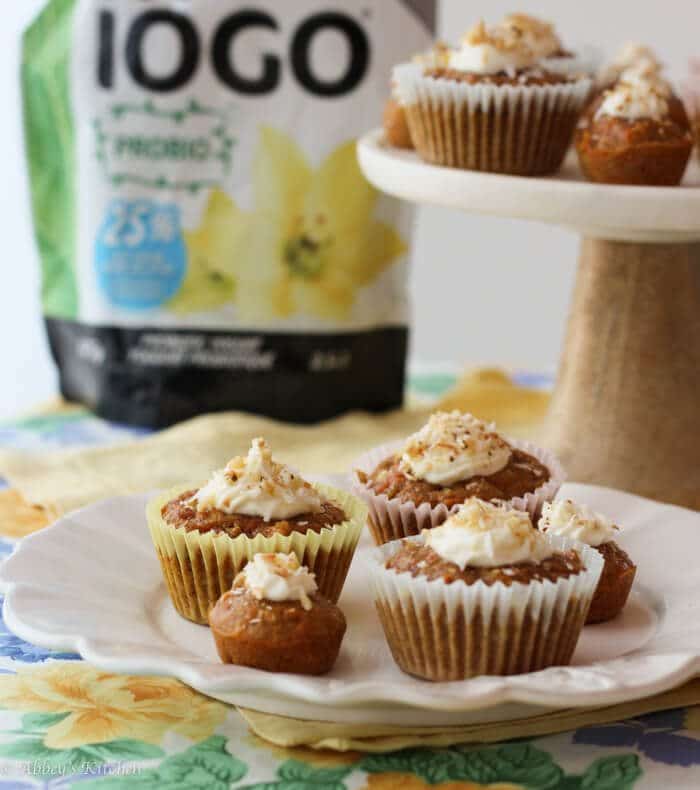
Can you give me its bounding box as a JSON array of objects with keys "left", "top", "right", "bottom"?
[
  {"left": 168, "top": 189, "right": 242, "bottom": 314},
  {"left": 0, "top": 663, "right": 227, "bottom": 749},
  {"left": 233, "top": 127, "right": 407, "bottom": 322}
]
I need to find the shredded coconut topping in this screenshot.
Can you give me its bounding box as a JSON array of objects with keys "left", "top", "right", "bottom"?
[
  {"left": 448, "top": 14, "right": 563, "bottom": 75},
  {"left": 500, "top": 13, "right": 563, "bottom": 60},
  {"left": 596, "top": 77, "right": 670, "bottom": 121},
  {"left": 449, "top": 19, "right": 541, "bottom": 74},
  {"left": 597, "top": 42, "right": 663, "bottom": 87},
  {"left": 193, "top": 438, "right": 322, "bottom": 521},
  {"left": 242, "top": 553, "right": 318, "bottom": 610},
  {"left": 425, "top": 498, "right": 553, "bottom": 569},
  {"left": 400, "top": 411, "right": 512, "bottom": 486}
]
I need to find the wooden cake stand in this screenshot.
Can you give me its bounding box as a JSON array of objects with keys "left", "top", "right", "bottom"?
[{"left": 359, "top": 130, "right": 700, "bottom": 510}]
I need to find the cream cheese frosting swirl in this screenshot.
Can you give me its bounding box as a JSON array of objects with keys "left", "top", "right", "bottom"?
[
  {"left": 193, "top": 438, "right": 322, "bottom": 521},
  {"left": 596, "top": 77, "right": 670, "bottom": 121},
  {"left": 500, "top": 13, "right": 563, "bottom": 60},
  {"left": 619, "top": 60, "right": 671, "bottom": 94},
  {"left": 425, "top": 499, "right": 553, "bottom": 569},
  {"left": 448, "top": 20, "right": 540, "bottom": 75},
  {"left": 400, "top": 411, "right": 512, "bottom": 486},
  {"left": 597, "top": 42, "right": 662, "bottom": 88},
  {"left": 539, "top": 500, "right": 618, "bottom": 547},
  {"left": 449, "top": 14, "right": 562, "bottom": 74},
  {"left": 242, "top": 553, "right": 318, "bottom": 611}
]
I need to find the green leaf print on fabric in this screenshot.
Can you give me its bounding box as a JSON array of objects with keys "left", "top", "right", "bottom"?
[
  {"left": 76, "top": 736, "right": 246, "bottom": 789},
  {"left": 359, "top": 745, "right": 643, "bottom": 789},
  {"left": 20, "top": 712, "right": 71, "bottom": 731},
  {"left": 457, "top": 744, "right": 564, "bottom": 788},
  {"left": 361, "top": 748, "right": 467, "bottom": 784},
  {"left": 239, "top": 759, "right": 352, "bottom": 790},
  {"left": 0, "top": 710, "right": 164, "bottom": 771},
  {"left": 361, "top": 745, "right": 562, "bottom": 787},
  {"left": 410, "top": 373, "right": 459, "bottom": 400},
  {"left": 579, "top": 755, "right": 642, "bottom": 790}
]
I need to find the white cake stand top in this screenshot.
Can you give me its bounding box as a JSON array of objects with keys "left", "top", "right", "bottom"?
[{"left": 358, "top": 129, "right": 700, "bottom": 243}]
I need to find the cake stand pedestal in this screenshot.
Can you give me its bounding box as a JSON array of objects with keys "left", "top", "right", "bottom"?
[{"left": 358, "top": 130, "right": 700, "bottom": 509}]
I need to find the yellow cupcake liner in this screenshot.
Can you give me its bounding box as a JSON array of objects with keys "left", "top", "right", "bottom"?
[{"left": 147, "top": 483, "right": 366, "bottom": 625}]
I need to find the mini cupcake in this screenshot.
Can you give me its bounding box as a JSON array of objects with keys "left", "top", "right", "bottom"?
[
  {"left": 148, "top": 438, "right": 366, "bottom": 624},
  {"left": 576, "top": 69, "right": 694, "bottom": 186},
  {"left": 540, "top": 500, "right": 636, "bottom": 624},
  {"left": 353, "top": 411, "right": 564, "bottom": 545},
  {"left": 209, "top": 553, "right": 346, "bottom": 675},
  {"left": 371, "top": 499, "right": 603, "bottom": 681},
  {"left": 383, "top": 98, "right": 414, "bottom": 149},
  {"left": 392, "top": 17, "right": 591, "bottom": 174}
]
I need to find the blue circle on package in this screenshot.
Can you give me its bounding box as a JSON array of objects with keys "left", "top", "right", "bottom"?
[{"left": 95, "top": 200, "right": 187, "bottom": 310}]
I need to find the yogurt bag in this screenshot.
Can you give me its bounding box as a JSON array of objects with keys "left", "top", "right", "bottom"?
[{"left": 22, "top": 0, "right": 436, "bottom": 426}]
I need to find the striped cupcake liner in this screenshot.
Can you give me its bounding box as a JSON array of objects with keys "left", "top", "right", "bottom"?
[
  {"left": 352, "top": 438, "right": 565, "bottom": 546},
  {"left": 393, "top": 63, "right": 591, "bottom": 175},
  {"left": 370, "top": 534, "right": 603, "bottom": 681}
]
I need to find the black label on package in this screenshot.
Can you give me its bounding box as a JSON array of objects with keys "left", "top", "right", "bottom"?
[{"left": 46, "top": 320, "right": 408, "bottom": 427}]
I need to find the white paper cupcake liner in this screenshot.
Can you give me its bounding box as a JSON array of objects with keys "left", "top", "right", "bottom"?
[
  {"left": 352, "top": 438, "right": 565, "bottom": 546},
  {"left": 370, "top": 534, "right": 604, "bottom": 681},
  {"left": 392, "top": 63, "right": 591, "bottom": 174}
]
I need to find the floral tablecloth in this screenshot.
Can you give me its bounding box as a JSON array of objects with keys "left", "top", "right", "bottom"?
[{"left": 0, "top": 372, "right": 698, "bottom": 789}]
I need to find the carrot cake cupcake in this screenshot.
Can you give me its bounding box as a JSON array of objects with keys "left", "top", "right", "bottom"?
[
  {"left": 371, "top": 499, "right": 604, "bottom": 680},
  {"left": 147, "top": 438, "right": 365, "bottom": 624},
  {"left": 391, "top": 16, "right": 591, "bottom": 174},
  {"left": 353, "top": 411, "right": 564, "bottom": 545},
  {"left": 576, "top": 68, "right": 693, "bottom": 185},
  {"left": 209, "top": 553, "right": 346, "bottom": 675},
  {"left": 540, "top": 500, "right": 636, "bottom": 624}
]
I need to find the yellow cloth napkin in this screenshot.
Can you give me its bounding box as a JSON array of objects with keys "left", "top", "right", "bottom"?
[
  {"left": 239, "top": 680, "right": 700, "bottom": 752},
  {"left": 0, "top": 369, "right": 548, "bottom": 518},
  {"left": 0, "top": 489, "right": 56, "bottom": 538},
  {"left": 7, "top": 367, "right": 695, "bottom": 754}
]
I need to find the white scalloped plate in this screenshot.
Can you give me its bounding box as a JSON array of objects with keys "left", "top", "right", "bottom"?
[
  {"left": 357, "top": 129, "right": 700, "bottom": 243},
  {"left": 1, "top": 481, "right": 698, "bottom": 726}
]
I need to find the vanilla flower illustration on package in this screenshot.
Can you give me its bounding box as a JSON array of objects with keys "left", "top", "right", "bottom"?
[
  {"left": 23, "top": 0, "right": 436, "bottom": 426},
  {"left": 169, "top": 189, "right": 241, "bottom": 315},
  {"left": 230, "top": 128, "right": 407, "bottom": 322}
]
